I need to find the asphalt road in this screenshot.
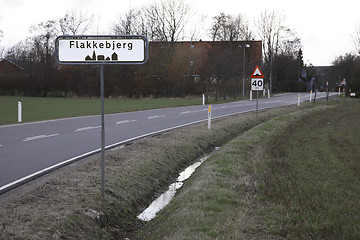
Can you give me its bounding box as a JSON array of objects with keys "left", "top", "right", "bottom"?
[{"left": 0, "top": 92, "right": 336, "bottom": 193}]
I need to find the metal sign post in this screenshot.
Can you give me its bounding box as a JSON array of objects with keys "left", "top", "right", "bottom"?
[
  {"left": 55, "top": 35, "right": 148, "bottom": 198},
  {"left": 100, "top": 64, "right": 105, "bottom": 198}
]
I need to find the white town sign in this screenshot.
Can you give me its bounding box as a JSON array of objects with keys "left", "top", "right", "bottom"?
[{"left": 55, "top": 35, "right": 148, "bottom": 64}]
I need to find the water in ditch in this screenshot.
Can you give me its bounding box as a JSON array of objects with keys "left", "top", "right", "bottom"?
[{"left": 137, "top": 149, "right": 218, "bottom": 221}]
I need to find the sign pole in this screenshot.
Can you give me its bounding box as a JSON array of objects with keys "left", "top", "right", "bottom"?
[
  {"left": 100, "top": 64, "right": 105, "bottom": 198},
  {"left": 250, "top": 65, "right": 264, "bottom": 122},
  {"left": 256, "top": 90, "right": 259, "bottom": 120}
]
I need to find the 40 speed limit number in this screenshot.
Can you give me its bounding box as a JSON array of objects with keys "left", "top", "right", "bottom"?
[{"left": 251, "top": 78, "right": 263, "bottom": 91}]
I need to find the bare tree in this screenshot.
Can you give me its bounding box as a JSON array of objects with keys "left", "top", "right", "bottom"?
[
  {"left": 255, "top": 11, "right": 302, "bottom": 93},
  {"left": 209, "top": 12, "right": 229, "bottom": 41},
  {"left": 113, "top": 0, "right": 192, "bottom": 42},
  {"left": 241, "top": 19, "right": 255, "bottom": 41},
  {"left": 255, "top": 10, "right": 300, "bottom": 58},
  {"left": 354, "top": 25, "right": 360, "bottom": 54},
  {"left": 209, "top": 12, "right": 253, "bottom": 41},
  {"left": 59, "top": 10, "right": 93, "bottom": 35},
  {"left": 256, "top": 10, "right": 285, "bottom": 62},
  {"left": 0, "top": 17, "right": 3, "bottom": 40},
  {"left": 187, "top": 14, "right": 205, "bottom": 41},
  {"left": 29, "top": 20, "right": 59, "bottom": 95},
  {"left": 145, "top": 0, "right": 191, "bottom": 42},
  {"left": 0, "top": 36, "right": 3, "bottom": 58},
  {"left": 0, "top": 18, "right": 3, "bottom": 55},
  {"left": 30, "top": 20, "right": 58, "bottom": 61},
  {"left": 278, "top": 33, "right": 302, "bottom": 57},
  {"left": 112, "top": 8, "right": 148, "bottom": 36}
]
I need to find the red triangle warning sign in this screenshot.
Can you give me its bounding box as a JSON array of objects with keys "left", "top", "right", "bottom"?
[{"left": 251, "top": 65, "right": 264, "bottom": 78}]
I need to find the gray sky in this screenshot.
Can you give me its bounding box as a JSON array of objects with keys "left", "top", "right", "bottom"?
[{"left": 1, "top": 0, "right": 359, "bottom": 65}]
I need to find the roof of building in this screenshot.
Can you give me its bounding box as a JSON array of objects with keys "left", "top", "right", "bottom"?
[
  {"left": 0, "top": 58, "right": 25, "bottom": 77},
  {"left": 0, "top": 58, "right": 25, "bottom": 70}
]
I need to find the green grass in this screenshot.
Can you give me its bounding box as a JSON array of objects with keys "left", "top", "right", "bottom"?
[
  {"left": 134, "top": 100, "right": 360, "bottom": 239},
  {"left": 260, "top": 101, "right": 360, "bottom": 239},
  {"left": 0, "top": 96, "right": 205, "bottom": 125},
  {"left": 0, "top": 95, "right": 243, "bottom": 125}
]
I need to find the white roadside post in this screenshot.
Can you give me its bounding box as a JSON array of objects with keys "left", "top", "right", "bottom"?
[
  {"left": 55, "top": 35, "right": 149, "bottom": 199},
  {"left": 202, "top": 94, "right": 205, "bottom": 105},
  {"left": 310, "top": 90, "right": 312, "bottom": 102},
  {"left": 298, "top": 93, "right": 301, "bottom": 106},
  {"left": 249, "top": 90, "right": 252, "bottom": 101},
  {"left": 18, "top": 101, "right": 22, "bottom": 123},
  {"left": 268, "top": 89, "right": 270, "bottom": 98},
  {"left": 208, "top": 105, "right": 212, "bottom": 130}
]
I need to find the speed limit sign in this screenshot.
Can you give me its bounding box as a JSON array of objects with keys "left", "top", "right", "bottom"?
[
  {"left": 251, "top": 78, "right": 263, "bottom": 91},
  {"left": 250, "top": 65, "right": 264, "bottom": 91}
]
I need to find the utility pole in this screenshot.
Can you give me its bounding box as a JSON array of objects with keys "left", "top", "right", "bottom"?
[{"left": 242, "top": 43, "right": 250, "bottom": 97}]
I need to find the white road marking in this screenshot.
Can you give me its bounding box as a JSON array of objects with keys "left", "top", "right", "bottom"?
[
  {"left": 180, "top": 109, "right": 207, "bottom": 114},
  {"left": 75, "top": 126, "right": 101, "bottom": 132},
  {"left": 0, "top": 145, "right": 2, "bottom": 147},
  {"left": 23, "top": 134, "right": 59, "bottom": 142},
  {"left": 147, "top": 115, "right": 166, "bottom": 119},
  {"left": 116, "top": 120, "right": 138, "bottom": 125},
  {"left": 265, "top": 100, "right": 281, "bottom": 104}
]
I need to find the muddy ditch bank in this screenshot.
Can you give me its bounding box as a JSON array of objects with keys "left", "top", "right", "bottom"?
[{"left": 0, "top": 104, "right": 309, "bottom": 239}]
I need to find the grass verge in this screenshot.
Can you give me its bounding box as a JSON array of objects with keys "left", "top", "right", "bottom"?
[
  {"left": 259, "top": 100, "right": 360, "bottom": 239},
  {"left": 134, "top": 99, "right": 360, "bottom": 239}
]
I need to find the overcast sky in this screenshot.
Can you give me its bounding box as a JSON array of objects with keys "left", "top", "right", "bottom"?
[{"left": 1, "top": 0, "right": 359, "bottom": 66}]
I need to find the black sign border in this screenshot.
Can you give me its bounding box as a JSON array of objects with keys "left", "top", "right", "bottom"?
[{"left": 55, "top": 35, "right": 149, "bottom": 65}]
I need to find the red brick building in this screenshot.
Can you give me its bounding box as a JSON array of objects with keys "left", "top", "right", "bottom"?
[
  {"left": 144, "top": 40, "right": 262, "bottom": 97},
  {"left": 0, "top": 58, "right": 25, "bottom": 77},
  {"left": 0, "top": 58, "right": 27, "bottom": 95}
]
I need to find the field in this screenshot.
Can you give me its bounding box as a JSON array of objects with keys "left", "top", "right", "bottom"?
[
  {"left": 0, "top": 98, "right": 359, "bottom": 239},
  {"left": 0, "top": 96, "right": 207, "bottom": 125}
]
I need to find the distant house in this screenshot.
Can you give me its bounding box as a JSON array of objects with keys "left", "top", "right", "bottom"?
[
  {"left": 0, "top": 58, "right": 27, "bottom": 95},
  {"left": 0, "top": 58, "right": 25, "bottom": 78}
]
